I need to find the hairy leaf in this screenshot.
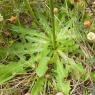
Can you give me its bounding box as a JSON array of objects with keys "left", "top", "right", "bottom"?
[
  {"left": 0, "top": 62, "right": 24, "bottom": 84},
  {"left": 31, "top": 77, "right": 45, "bottom": 95}
]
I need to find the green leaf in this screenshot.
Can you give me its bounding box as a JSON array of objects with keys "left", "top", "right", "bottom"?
[
  {"left": 36, "top": 57, "right": 49, "bottom": 77},
  {"left": 62, "top": 82, "right": 71, "bottom": 95},
  {"left": 56, "top": 56, "right": 69, "bottom": 94},
  {"left": 37, "top": 13, "right": 51, "bottom": 35},
  {"left": 36, "top": 47, "right": 50, "bottom": 77},
  {"left": 91, "top": 72, "right": 95, "bottom": 80},
  {"left": 75, "top": 63, "right": 85, "bottom": 73},
  {"left": 56, "top": 58, "right": 68, "bottom": 80},
  {"left": 56, "top": 79, "right": 70, "bottom": 95},
  {"left": 31, "top": 77, "right": 45, "bottom": 95},
  {"left": 0, "top": 62, "right": 24, "bottom": 84},
  {"left": 58, "top": 50, "right": 85, "bottom": 79}
]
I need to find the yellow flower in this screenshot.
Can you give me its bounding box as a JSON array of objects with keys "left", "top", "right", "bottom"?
[
  {"left": 0, "top": 14, "right": 3, "bottom": 22},
  {"left": 87, "top": 32, "right": 95, "bottom": 42},
  {"left": 7, "top": 16, "right": 17, "bottom": 23}
]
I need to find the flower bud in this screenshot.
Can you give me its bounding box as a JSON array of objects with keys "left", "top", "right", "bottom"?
[
  {"left": 84, "top": 20, "right": 91, "bottom": 28},
  {"left": 53, "top": 8, "right": 58, "bottom": 14}
]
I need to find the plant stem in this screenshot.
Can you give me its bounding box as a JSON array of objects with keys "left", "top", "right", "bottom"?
[
  {"left": 50, "top": 0, "right": 56, "bottom": 50},
  {"left": 12, "top": 0, "right": 21, "bottom": 26},
  {"left": 25, "top": 0, "right": 39, "bottom": 26}
]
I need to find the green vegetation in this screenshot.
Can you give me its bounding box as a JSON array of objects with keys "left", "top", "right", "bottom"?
[{"left": 0, "top": 0, "right": 95, "bottom": 95}]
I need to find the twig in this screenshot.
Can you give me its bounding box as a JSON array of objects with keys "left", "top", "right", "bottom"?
[{"left": 85, "top": 0, "right": 95, "bottom": 16}]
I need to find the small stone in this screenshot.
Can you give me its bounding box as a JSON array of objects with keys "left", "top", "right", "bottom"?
[
  {"left": 87, "top": 32, "right": 95, "bottom": 42},
  {"left": 25, "top": 93, "right": 31, "bottom": 95},
  {"left": 56, "top": 92, "right": 64, "bottom": 95},
  {"left": 89, "top": 93, "right": 93, "bottom": 95},
  {"left": 93, "top": 1, "right": 95, "bottom": 5}
]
